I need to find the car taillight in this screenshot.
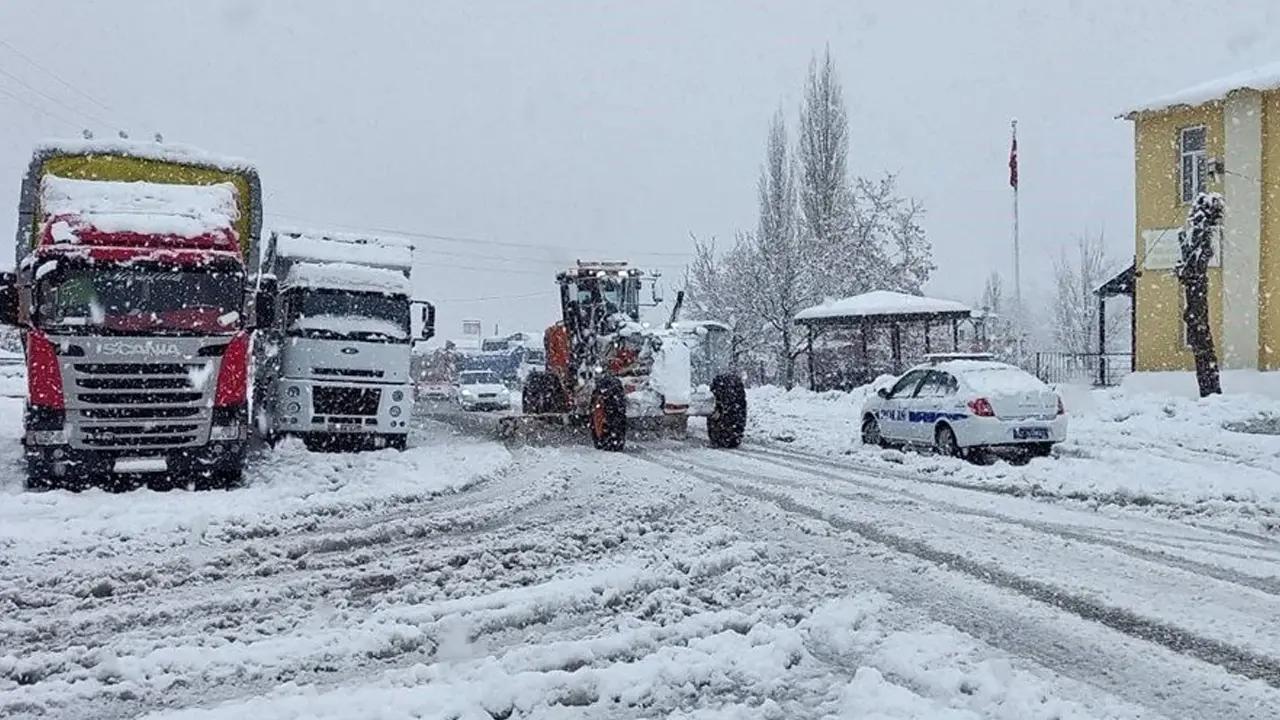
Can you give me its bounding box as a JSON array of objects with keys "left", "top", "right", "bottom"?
[
  {"left": 968, "top": 397, "right": 995, "bottom": 417},
  {"left": 214, "top": 331, "right": 251, "bottom": 407},
  {"left": 1056, "top": 395, "right": 1066, "bottom": 416},
  {"left": 27, "top": 331, "right": 64, "bottom": 409}
]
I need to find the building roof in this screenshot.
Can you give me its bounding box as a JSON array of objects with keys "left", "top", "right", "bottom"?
[
  {"left": 795, "top": 290, "right": 971, "bottom": 325},
  {"left": 1122, "top": 61, "right": 1280, "bottom": 117}
]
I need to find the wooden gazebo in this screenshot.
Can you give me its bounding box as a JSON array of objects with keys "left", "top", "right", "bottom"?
[{"left": 795, "top": 290, "right": 974, "bottom": 390}]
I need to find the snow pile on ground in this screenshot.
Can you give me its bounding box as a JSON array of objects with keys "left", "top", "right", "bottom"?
[{"left": 747, "top": 382, "right": 1280, "bottom": 528}]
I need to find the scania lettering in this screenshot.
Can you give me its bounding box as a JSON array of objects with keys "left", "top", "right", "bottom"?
[
  {"left": 0, "top": 139, "right": 267, "bottom": 490},
  {"left": 254, "top": 229, "right": 433, "bottom": 452}
]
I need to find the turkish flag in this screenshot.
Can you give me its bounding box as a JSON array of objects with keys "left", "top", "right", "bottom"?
[{"left": 1008, "top": 134, "right": 1018, "bottom": 189}]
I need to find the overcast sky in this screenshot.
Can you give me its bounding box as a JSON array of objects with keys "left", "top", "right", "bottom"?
[{"left": 3, "top": 0, "right": 1280, "bottom": 341}]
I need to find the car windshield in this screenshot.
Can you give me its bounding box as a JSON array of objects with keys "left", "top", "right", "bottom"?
[
  {"left": 35, "top": 260, "right": 243, "bottom": 335},
  {"left": 286, "top": 288, "right": 409, "bottom": 343},
  {"left": 460, "top": 371, "right": 499, "bottom": 385}
]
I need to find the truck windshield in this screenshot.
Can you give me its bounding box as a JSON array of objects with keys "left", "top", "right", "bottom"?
[
  {"left": 286, "top": 289, "right": 410, "bottom": 343},
  {"left": 36, "top": 261, "right": 244, "bottom": 335}
]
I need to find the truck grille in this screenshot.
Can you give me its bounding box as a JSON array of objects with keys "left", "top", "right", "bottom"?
[
  {"left": 313, "top": 386, "right": 380, "bottom": 416},
  {"left": 69, "top": 361, "right": 212, "bottom": 450},
  {"left": 313, "top": 367, "right": 384, "bottom": 379}
]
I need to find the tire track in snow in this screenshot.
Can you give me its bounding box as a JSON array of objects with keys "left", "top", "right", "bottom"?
[
  {"left": 748, "top": 443, "right": 1280, "bottom": 546},
  {"left": 640, "top": 449, "right": 1280, "bottom": 690},
  {"left": 730, "top": 447, "right": 1280, "bottom": 597}
]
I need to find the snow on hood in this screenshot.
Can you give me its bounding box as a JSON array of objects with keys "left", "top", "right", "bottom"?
[
  {"left": 274, "top": 229, "right": 414, "bottom": 268},
  {"left": 40, "top": 175, "right": 239, "bottom": 240},
  {"left": 283, "top": 261, "right": 410, "bottom": 295},
  {"left": 1122, "top": 60, "right": 1280, "bottom": 116},
  {"left": 795, "top": 290, "right": 970, "bottom": 321},
  {"left": 292, "top": 314, "right": 407, "bottom": 339}
]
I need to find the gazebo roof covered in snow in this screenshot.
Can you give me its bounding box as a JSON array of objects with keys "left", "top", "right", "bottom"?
[{"left": 794, "top": 290, "right": 972, "bottom": 327}]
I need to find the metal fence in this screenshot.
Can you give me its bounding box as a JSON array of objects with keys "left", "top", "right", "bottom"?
[{"left": 1032, "top": 351, "right": 1133, "bottom": 387}]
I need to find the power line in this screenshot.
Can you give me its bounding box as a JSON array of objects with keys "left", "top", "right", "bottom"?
[
  {"left": 440, "top": 290, "right": 558, "bottom": 303},
  {"left": 0, "top": 81, "right": 81, "bottom": 129},
  {"left": 0, "top": 61, "right": 113, "bottom": 130},
  {"left": 266, "top": 211, "right": 694, "bottom": 259},
  {"left": 0, "top": 37, "right": 119, "bottom": 119}
]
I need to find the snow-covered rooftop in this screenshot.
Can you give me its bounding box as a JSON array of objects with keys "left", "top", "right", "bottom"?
[
  {"left": 40, "top": 176, "right": 239, "bottom": 240},
  {"left": 1122, "top": 61, "right": 1280, "bottom": 116},
  {"left": 35, "top": 137, "right": 257, "bottom": 173},
  {"left": 283, "top": 260, "right": 411, "bottom": 295},
  {"left": 795, "top": 290, "right": 971, "bottom": 323},
  {"left": 274, "top": 228, "right": 414, "bottom": 269}
]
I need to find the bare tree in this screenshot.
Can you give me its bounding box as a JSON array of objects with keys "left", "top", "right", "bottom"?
[
  {"left": 1051, "top": 232, "right": 1123, "bottom": 356},
  {"left": 1177, "top": 192, "right": 1224, "bottom": 397},
  {"left": 683, "top": 234, "right": 764, "bottom": 367}
]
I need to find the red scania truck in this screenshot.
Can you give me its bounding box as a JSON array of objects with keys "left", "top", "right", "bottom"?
[{"left": 0, "top": 140, "right": 266, "bottom": 490}]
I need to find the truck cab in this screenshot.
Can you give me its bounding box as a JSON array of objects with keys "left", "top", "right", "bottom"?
[
  {"left": 1, "top": 141, "right": 264, "bottom": 489},
  {"left": 255, "top": 230, "right": 433, "bottom": 451}
]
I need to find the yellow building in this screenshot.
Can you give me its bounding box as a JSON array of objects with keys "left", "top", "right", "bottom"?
[{"left": 1122, "top": 65, "right": 1280, "bottom": 371}]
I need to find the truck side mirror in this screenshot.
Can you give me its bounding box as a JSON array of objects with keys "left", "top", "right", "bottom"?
[
  {"left": 253, "top": 275, "right": 278, "bottom": 329},
  {"left": 0, "top": 272, "right": 18, "bottom": 327},
  {"left": 417, "top": 302, "right": 436, "bottom": 341}
]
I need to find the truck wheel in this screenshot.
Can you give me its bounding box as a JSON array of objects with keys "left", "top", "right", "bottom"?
[
  {"left": 589, "top": 376, "right": 627, "bottom": 451},
  {"left": 707, "top": 373, "right": 746, "bottom": 449},
  {"left": 523, "top": 371, "right": 566, "bottom": 415},
  {"left": 387, "top": 434, "right": 408, "bottom": 451},
  {"left": 24, "top": 458, "right": 54, "bottom": 492},
  {"left": 197, "top": 467, "right": 242, "bottom": 490}
]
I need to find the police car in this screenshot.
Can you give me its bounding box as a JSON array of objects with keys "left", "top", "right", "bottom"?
[{"left": 861, "top": 354, "right": 1066, "bottom": 460}]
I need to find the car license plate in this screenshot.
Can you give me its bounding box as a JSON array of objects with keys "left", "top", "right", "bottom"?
[
  {"left": 1014, "top": 427, "right": 1049, "bottom": 440},
  {"left": 331, "top": 422, "right": 364, "bottom": 433}
]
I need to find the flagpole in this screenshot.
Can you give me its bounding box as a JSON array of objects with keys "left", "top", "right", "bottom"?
[{"left": 1011, "top": 118, "right": 1021, "bottom": 312}]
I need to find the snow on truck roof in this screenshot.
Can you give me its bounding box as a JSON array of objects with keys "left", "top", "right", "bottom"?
[
  {"left": 40, "top": 176, "right": 239, "bottom": 240},
  {"left": 1121, "top": 60, "right": 1280, "bottom": 116},
  {"left": 273, "top": 229, "right": 414, "bottom": 268},
  {"left": 283, "top": 261, "right": 411, "bottom": 296},
  {"left": 795, "top": 290, "right": 971, "bottom": 322},
  {"left": 34, "top": 137, "right": 256, "bottom": 173}
]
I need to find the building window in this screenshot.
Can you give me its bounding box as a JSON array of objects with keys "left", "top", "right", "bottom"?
[{"left": 1180, "top": 126, "right": 1206, "bottom": 204}]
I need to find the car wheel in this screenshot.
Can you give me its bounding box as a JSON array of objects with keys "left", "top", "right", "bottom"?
[
  {"left": 860, "top": 414, "right": 884, "bottom": 447},
  {"left": 1028, "top": 442, "right": 1053, "bottom": 458},
  {"left": 934, "top": 425, "right": 963, "bottom": 459}
]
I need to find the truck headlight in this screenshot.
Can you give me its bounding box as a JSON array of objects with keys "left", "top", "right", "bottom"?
[
  {"left": 461, "top": 389, "right": 473, "bottom": 397},
  {"left": 30, "top": 428, "right": 69, "bottom": 445},
  {"left": 286, "top": 401, "right": 302, "bottom": 414},
  {"left": 210, "top": 423, "right": 243, "bottom": 441},
  {"left": 389, "top": 406, "right": 402, "bottom": 418},
  {"left": 392, "top": 390, "right": 404, "bottom": 402},
  {"left": 286, "top": 386, "right": 301, "bottom": 398}
]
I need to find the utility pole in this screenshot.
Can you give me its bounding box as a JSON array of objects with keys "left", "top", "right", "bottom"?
[{"left": 1010, "top": 119, "right": 1022, "bottom": 311}]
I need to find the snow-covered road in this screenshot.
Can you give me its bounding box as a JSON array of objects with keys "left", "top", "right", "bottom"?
[{"left": 3, "top": 401, "right": 1280, "bottom": 718}]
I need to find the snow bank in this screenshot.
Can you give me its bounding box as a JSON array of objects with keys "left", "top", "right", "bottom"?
[
  {"left": 292, "top": 314, "right": 407, "bottom": 339},
  {"left": 1122, "top": 369, "right": 1280, "bottom": 400},
  {"left": 274, "top": 229, "right": 413, "bottom": 268},
  {"left": 1123, "top": 60, "right": 1280, "bottom": 115},
  {"left": 796, "top": 290, "right": 970, "bottom": 322},
  {"left": 40, "top": 176, "right": 239, "bottom": 240},
  {"left": 746, "top": 382, "right": 1280, "bottom": 526},
  {"left": 0, "top": 426, "right": 507, "bottom": 561},
  {"left": 283, "top": 261, "right": 410, "bottom": 295}
]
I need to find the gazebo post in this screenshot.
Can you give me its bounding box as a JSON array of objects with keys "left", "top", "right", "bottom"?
[
  {"left": 860, "top": 319, "right": 869, "bottom": 384},
  {"left": 806, "top": 324, "right": 817, "bottom": 391},
  {"left": 924, "top": 321, "right": 932, "bottom": 355},
  {"left": 891, "top": 323, "right": 902, "bottom": 374},
  {"left": 951, "top": 318, "right": 959, "bottom": 351}
]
